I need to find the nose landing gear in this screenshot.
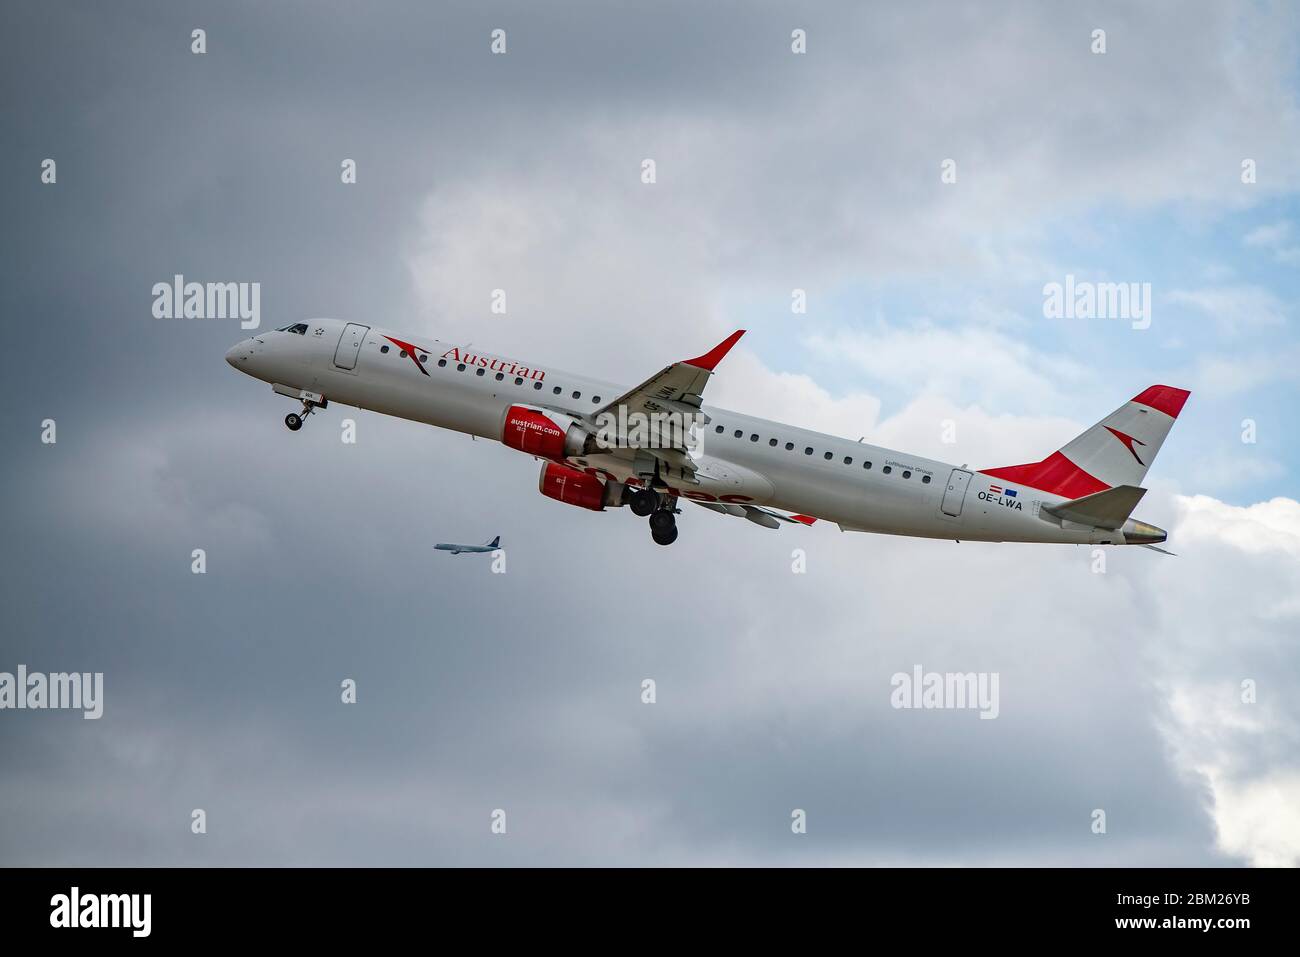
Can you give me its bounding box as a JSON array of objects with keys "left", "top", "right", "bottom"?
[{"left": 284, "top": 397, "right": 323, "bottom": 431}]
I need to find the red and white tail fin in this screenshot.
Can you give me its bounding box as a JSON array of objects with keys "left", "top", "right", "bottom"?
[{"left": 982, "top": 385, "right": 1190, "bottom": 497}]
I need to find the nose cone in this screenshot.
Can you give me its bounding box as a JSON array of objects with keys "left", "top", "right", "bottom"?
[{"left": 226, "top": 340, "right": 251, "bottom": 369}]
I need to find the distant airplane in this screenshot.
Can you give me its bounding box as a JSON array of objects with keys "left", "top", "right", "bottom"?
[
  {"left": 227, "top": 320, "right": 1188, "bottom": 549},
  {"left": 435, "top": 536, "right": 501, "bottom": 555}
]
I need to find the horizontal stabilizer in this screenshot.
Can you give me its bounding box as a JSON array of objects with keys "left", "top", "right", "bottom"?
[{"left": 1042, "top": 485, "right": 1146, "bottom": 530}]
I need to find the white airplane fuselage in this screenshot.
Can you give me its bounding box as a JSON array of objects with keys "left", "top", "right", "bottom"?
[{"left": 226, "top": 319, "right": 1175, "bottom": 547}]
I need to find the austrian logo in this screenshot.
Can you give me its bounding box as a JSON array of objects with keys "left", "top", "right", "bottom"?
[
  {"left": 441, "top": 346, "right": 545, "bottom": 382},
  {"left": 1104, "top": 426, "right": 1147, "bottom": 465}
]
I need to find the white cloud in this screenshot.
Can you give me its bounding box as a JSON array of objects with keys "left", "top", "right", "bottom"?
[
  {"left": 1243, "top": 221, "right": 1292, "bottom": 247},
  {"left": 1243, "top": 221, "right": 1300, "bottom": 265},
  {"left": 709, "top": 351, "right": 884, "bottom": 440},
  {"left": 805, "top": 324, "right": 1091, "bottom": 409},
  {"left": 1174, "top": 494, "right": 1300, "bottom": 557},
  {"left": 1146, "top": 495, "right": 1300, "bottom": 867},
  {"left": 1189, "top": 452, "right": 1286, "bottom": 493},
  {"left": 1167, "top": 285, "right": 1288, "bottom": 335},
  {"left": 1190, "top": 346, "right": 1300, "bottom": 397},
  {"left": 1203, "top": 769, "right": 1300, "bottom": 868}
]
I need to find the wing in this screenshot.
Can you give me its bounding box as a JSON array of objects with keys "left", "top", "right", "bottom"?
[
  {"left": 598, "top": 329, "right": 745, "bottom": 422},
  {"left": 587, "top": 330, "right": 745, "bottom": 479}
]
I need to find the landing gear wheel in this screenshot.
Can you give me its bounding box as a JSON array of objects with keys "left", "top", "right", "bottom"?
[
  {"left": 651, "top": 524, "right": 679, "bottom": 546},
  {"left": 649, "top": 509, "right": 676, "bottom": 533},
  {"left": 629, "top": 488, "right": 658, "bottom": 517},
  {"left": 285, "top": 412, "right": 303, "bottom": 431}
]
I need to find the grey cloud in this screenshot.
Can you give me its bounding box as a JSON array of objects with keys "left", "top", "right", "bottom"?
[{"left": 2, "top": 0, "right": 1297, "bottom": 866}]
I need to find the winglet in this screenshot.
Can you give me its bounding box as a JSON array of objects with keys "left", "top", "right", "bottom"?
[
  {"left": 684, "top": 330, "right": 745, "bottom": 371},
  {"left": 789, "top": 514, "right": 817, "bottom": 526}
]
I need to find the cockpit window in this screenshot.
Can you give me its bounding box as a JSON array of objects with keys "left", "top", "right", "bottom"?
[{"left": 277, "top": 323, "right": 309, "bottom": 335}]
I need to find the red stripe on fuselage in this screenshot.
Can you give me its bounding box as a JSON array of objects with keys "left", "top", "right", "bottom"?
[{"left": 982, "top": 451, "right": 1110, "bottom": 499}]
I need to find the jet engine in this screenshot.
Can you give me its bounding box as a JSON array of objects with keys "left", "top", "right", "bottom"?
[
  {"left": 502, "top": 405, "right": 596, "bottom": 460},
  {"left": 537, "top": 462, "right": 625, "bottom": 511}
]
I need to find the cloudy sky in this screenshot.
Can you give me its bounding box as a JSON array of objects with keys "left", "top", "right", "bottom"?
[{"left": 2, "top": 0, "right": 1298, "bottom": 866}]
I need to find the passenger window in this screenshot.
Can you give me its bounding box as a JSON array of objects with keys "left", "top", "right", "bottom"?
[
  {"left": 922, "top": 475, "right": 931, "bottom": 484},
  {"left": 572, "top": 390, "right": 581, "bottom": 399},
  {"left": 902, "top": 470, "right": 911, "bottom": 479},
  {"left": 769, "top": 438, "right": 778, "bottom": 447},
  {"left": 534, "top": 381, "right": 543, "bottom": 390},
  {"left": 592, "top": 396, "right": 601, "bottom": 403},
  {"left": 824, "top": 451, "right": 833, "bottom": 460},
  {"left": 476, "top": 368, "right": 485, "bottom": 376},
  {"left": 495, "top": 372, "right": 504, "bottom": 381},
  {"left": 400, "top": 350, "right": 408, "bottom": 358},
  {"left": 735, "top": 430, "right": 743, "bottom": 438},
  {"left": 515, "top": 378, "right": 524, "bottom": 385},
  {"left": 457, "top": 364, "right": 466, "bottom": 372},
  {"left": 715, "top": 425, "right": 724, "bottom": 434},
  {"left": 804, "top": 447, "right": 813, "bottom": 455},
  {"left": 864, "top": 461, "right": 872, "bottom": 470},
  {"left": 785, "top": 442, "right": 794, "bottom": 451},
  {"left": 437, "top": 358, "right": 446, "bottom": 367},
  {"left": 844, "top": 456, "right": 853, "bottom": 465},
  {"left": 750, "top": 434, "right": 759, "bottom": 442},
  {"left": 380, "top": 345, "right": 390, "bottom": 354},
  {"left": 882, "top": 466, "right": 892, "bottom": 474},
  {"left": 554, "top": 386, "right": 562, "bottom": 395}
]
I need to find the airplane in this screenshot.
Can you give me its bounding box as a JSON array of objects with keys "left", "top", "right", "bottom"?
[
  {"left": 435, "top": 536, "right": 501, "bottom": 555},
  {"left": 226, "top": 319, "right": 1188, "bottom": 548}
]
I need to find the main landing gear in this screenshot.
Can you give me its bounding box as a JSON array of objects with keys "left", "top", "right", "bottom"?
[
  {"left": 624, "top": 484, "right": 680, "bottom": 545},
  {"left": 648, "top": 502, "right": 679, "bottom": 546},
  {"left": 628, "top": 488, "right": 658, "bottom": 517},
  {"left": 630, "top": 463, "right": 680, "bottom": 545}
]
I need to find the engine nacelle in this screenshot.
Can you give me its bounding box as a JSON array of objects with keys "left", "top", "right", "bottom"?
[
  {"left": 502, "top": 405, "right": 595, "bottom": 460},
  {"left": 538, "top": 462, "right": 623, "bottom": 511}
]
